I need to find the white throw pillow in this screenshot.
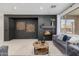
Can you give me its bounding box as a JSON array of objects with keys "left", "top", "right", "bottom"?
[
  {"left": 68, "top": 36, "right": 79, "bottom": 44},
  {"left": 57, "top": 34, "right": 64, "bottom": 40}
]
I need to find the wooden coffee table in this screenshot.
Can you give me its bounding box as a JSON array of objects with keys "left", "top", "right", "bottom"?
[{"left": 33, "top": 41, "right": 49, "bottom": 55}]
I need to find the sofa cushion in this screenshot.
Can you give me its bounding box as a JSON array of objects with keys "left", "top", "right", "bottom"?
[
  {"left": 54, "top": 38, "right": 67, "bottom": 49},
  {"left": 57, "top": 34, "right": 64, "bottom": 41},
  {"left": 68, "top": 36, "right": 79, "bottom": 44}
]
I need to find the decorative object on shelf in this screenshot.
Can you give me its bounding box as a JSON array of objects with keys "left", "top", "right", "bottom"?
[
  {"left": 40, "top": 24, "right": 44, "bottom": 28},
  {"left": 40, "top": 24, "right": 54, "bottom": 29},
  {"left": 43, "top": 30, "right": 52, "bottom": 40},
  {"left": 51, "top": 18, "right": 55, "bottom": 27},
  {"left": 44, "top": 30, "right": 51, "bottom": 35},
  {"left": 51, "top": 18, "right": 55, "bottom": 21}
]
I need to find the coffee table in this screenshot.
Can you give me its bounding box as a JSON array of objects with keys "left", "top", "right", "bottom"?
[{"left": 33, "top": 41, "right": 49, "bottom": 55}]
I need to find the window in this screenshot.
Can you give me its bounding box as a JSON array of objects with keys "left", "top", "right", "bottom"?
[{"left": 61, "top": 19, "right": 75, "bottom": 34}]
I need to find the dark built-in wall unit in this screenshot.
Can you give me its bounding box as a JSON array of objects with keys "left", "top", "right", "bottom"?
[{"left": 4, "top": 15, "right": 57, "bottom": 41}]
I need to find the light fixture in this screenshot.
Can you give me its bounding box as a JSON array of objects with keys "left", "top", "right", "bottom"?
[
  {"left": 51, "top": 5, "right": 56, "bottom": 8},
  {"left": 14, "top": 6, "right": 17, "bottom": 10},
  {"left": 40, "top": 6, "right": 43, "bottom": 10}
]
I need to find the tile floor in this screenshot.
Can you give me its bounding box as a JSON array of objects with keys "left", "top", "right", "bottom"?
[{"left": 2, "top": 39, "right": 64, "bottom": 56}]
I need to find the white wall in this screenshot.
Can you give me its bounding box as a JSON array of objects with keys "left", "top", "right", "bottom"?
[
  {"left": 57, "top": 15, "right": 61, "bottom": 35},
  {"left": 0, "top": 12, "right": 4, "bottom": 45}
]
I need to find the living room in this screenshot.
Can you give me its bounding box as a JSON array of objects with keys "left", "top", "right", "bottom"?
[{"left": 0, "top": 3, "right": 79, "bottom": 56}]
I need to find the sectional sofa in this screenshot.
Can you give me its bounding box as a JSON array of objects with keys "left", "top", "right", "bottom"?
[{"left": 52, "top": 34, "right": 79, "bottom": 56}]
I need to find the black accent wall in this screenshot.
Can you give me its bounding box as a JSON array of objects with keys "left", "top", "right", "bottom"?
[
  {"left": 4, "top": 15, "right": 57, "bottom": 41},
  {"left": 38, "top": 15, "right": 57, "bottom": 40}
]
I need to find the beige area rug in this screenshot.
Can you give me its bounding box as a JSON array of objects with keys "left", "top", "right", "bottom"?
[{"left": 3, "top": 39, "right": 64, "bottom": 56}]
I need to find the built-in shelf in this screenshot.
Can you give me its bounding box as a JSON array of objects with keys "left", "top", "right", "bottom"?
[{"left": 42, "top": 26, "right": 55, "bottom": 29}]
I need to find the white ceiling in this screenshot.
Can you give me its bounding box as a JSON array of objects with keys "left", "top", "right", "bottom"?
[
  {"left": 67, "top": 7, "right": 79, "bottom": 15},
  {"left": 0, "top": 3, "right": 73, "bottom": 15}
]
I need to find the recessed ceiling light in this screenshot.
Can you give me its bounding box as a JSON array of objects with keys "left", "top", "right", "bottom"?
[
  {"left": 40, "top": 6, "right": 43, "bottom": 10},
  {"left": 14, "top": 6, "right": 17, "bottom": 10}
]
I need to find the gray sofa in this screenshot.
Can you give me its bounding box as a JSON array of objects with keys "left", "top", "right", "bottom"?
[
  {"left": 67, "top": 44, "right": 79, "bottom": 56},
  {"left": 52, "top": 35, "right": 79, "bottom": 56},
  {"left": 52, "top": 35, "right": 67, "bottom": 55}
]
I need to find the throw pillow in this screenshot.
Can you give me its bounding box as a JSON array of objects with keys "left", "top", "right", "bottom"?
[
  {"left": 63, "top": 35, "right": 70, "bottom": 41},
  {"left": 57, "top": 34, "right": 64, "bottom": 40},
  {"left": 68, "top": 36, "right": 79, "bottom": 44}
]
